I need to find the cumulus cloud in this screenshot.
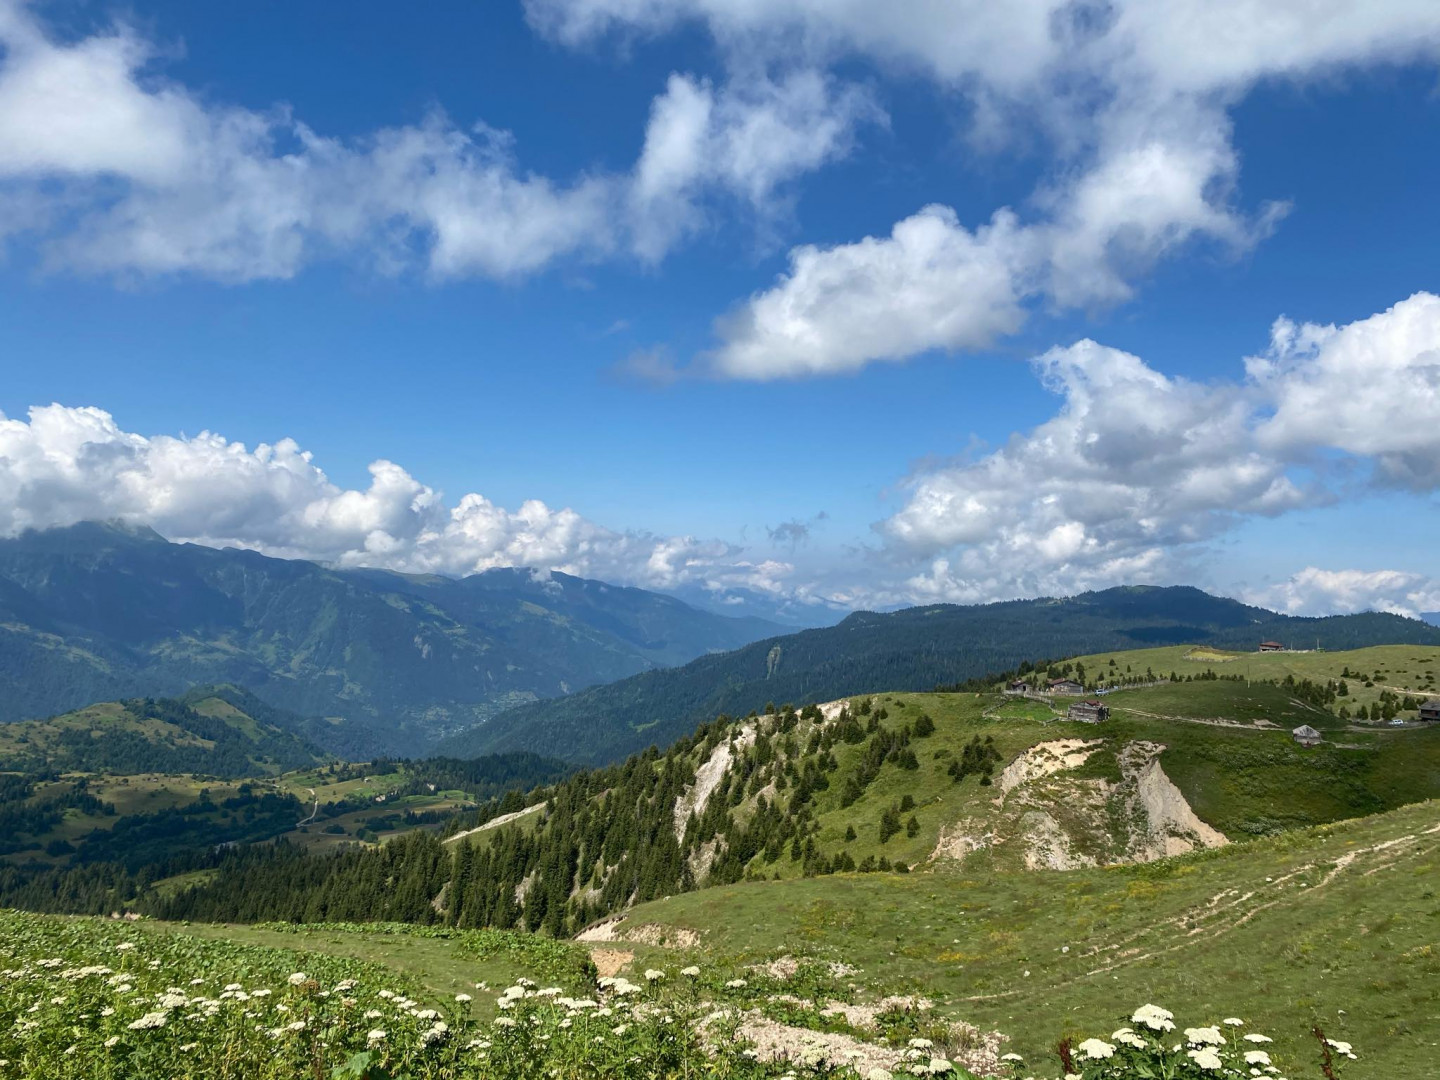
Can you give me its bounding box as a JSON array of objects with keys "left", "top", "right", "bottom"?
[
  {"left": 631, "top": 69, "right": 882, "bottom": 260},
  {"left": 876, "top": 292, "right": 1440, "bottom": 605},
  {"left": 0, "top": 2, "right": 873, "bottom": 281},
  {"left": 1247, "top": 568, "right": 1440, "bottom": 620},
  {"left": 1250, "top": 292, "right": 1440, "bottom": 488},
  {"left": 0, "top": 402, "right": 793, "bottom": 598},
  {"left": 882, "top": 338, "right": 1307, "bottom": 594},
  {"left": 527, "top": 0, "right": 1440, "bottom": 378}
]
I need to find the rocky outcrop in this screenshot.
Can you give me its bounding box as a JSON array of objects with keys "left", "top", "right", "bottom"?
[{"left": 932, "top": 739, "right": 1227, "bottom": 871}]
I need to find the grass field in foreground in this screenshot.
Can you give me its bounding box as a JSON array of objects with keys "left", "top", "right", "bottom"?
[{"left": 611, "top": 798, "right": 1440, "bottom": 1075}]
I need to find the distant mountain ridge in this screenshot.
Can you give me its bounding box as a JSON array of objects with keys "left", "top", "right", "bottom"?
[
  {"left": 442, "top": 585, "right": 1440, "bottom": 764},
  {"left": 0, "top": 522, "right": 781, "bottom": 756}
]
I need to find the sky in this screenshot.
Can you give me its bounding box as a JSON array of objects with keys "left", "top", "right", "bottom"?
[{"left": 0, "top": 0, "right": 1438, "bottom": 623}]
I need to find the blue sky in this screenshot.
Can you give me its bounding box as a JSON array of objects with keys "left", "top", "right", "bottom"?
[{"left": 1, "top": 0, "right": 1438, "bottom": 622}]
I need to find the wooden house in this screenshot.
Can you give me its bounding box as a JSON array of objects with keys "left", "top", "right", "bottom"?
[
  {"left": 1419, "top": 701, "right": 1440, "bottom": 723},
  {"left": 1291, "top": 724, "right": 1323, "bottom": 747},
  {"left": 1047, "top": 678, "right": 1084, "bottom": 695},
  {"left": 1006, "top": 679, "right": 1032, "bottom": 693},
  {"left": 1067, "top": 699, "right": 1110, "bottom": 723},
  {"left": 1258, "top": 640, "right": 1285, "bottom": 652}
]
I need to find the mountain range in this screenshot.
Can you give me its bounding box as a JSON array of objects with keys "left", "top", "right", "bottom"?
[
  {"left": 0, "top": 522, "right": 779, "bottom": 756},
  {"left": 442, "top": 586, "right": 1440, "bottom": 764}
]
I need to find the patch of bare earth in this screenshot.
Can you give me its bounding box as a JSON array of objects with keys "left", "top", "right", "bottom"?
[
  {"left": 443, "top": 801, "right": 545, "bottom": 844},
  {"left": 674, "top": 726, "right": 756, "bottom": 840},
  {"left": 994, "top": 739, "right": 1103, "bottom": 797},
  {"left": 706, "top": 1009, "right": 1006, "bottom": 1078},
  {"left": 588, "top": 948, "right": 633, "bottom": 978},
  {"left": 574, "top": 916, "right": 700, "bottom": 948},
  {"left": 931, "top": 739, "right": 1226, "bottom": 870}
]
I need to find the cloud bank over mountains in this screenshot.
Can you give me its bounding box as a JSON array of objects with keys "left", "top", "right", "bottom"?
[
  {"left": 4, "top": 293, "right": 1438, "bottom": 618},
  {"left": 0, "top": 401, "right": 798, "bottom": 606}
]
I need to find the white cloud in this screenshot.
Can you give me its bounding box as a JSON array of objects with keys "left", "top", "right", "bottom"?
[
  {"left": 529, "top": 0, "right": 1440, "bottom": 378},
  {"left": 1247, "top": 567, "right": 1440, "bottom": 619},
  {"left": 0, "top": 2, "right": 871, "bottom": 281},
  {"left": 877, "top": 292, "right": 1440, "bottom": 606},
  {"left": 0, "top": 402, "right": 793, "bottom": 598},
  {"left": 882, "top": 338, "right": 1307, "bottom": 582},
  {"left": 1250, "top": 292, "right": 1440, "bottom": 488},
  {"left": 709, "top": 205, "right": 1031, "bottom": 378},
  {"left": 631, "top": 69, "right": 881, "bottom": 260}
]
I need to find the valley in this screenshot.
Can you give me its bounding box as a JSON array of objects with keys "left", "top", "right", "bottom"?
[{"left": 1, "top": 639, "right": 1436, "bottom": 1077}]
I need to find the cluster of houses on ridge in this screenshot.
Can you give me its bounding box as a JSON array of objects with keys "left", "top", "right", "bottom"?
[
  {"left": 1005, "top": 677, "right": 1110, "bottom": 723},
  {"left": 1005, "top": 667, "right": 1440, "bottom": 736}
]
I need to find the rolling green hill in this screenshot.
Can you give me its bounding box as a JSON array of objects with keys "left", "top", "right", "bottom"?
[
  {"left": 0, "top": 521, "right": 780, "bottom": 756},
  {"left": 606, "top": 796, "right": 1440, "bottom": 1076},
  {"left": 1, "top": 649, "right": 1437, "bottom": 1076},
  {"left": 115, "top": 660, "right": 1440, "bottom": 935},
  {"left": 0, "top": 686, "right": 328, "bottom": 777},
  {"left": 0, "top": 753, "right": 568, "bottom": 874},
  {"left": 442, "top": 585, "right": 1440, "bottom": 765}
]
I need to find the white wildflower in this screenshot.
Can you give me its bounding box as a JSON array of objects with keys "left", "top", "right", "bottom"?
[
  {"left": 286, "top": 973, "right": 308, "bottom": 986},
  {"left": 1132, "top": 1004, "right": 1176, "bottom": 1032},
  {"left": 1078, "top": 1038, "right": 1115, "bottom": 1060},
  {"left": 128, "top": 1011, "right": 168, "bottom": 1031},
  {"left": 1187, "top": 1047, "right": 1224, "bottom": 1071},
  {"left": 1245, "top": 1050, "right": 1272, "bottom": 1066},
  {"left": 367, "top": 1029, "right": 386, "bottom": 1043},
  {"left": 1244, "top": 1034, "right": 1274, "bottom": 1044},
  {"left": 681, "top": 966, "right": 701, "bottom": 977},
  {"left": 1186, "top": 1026, "right": 1226, "bottom": 1046}
]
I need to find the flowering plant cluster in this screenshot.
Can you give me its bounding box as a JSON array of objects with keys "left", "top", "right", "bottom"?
[
  {"left": 1040, "top": 1004, "right": 1353, "bottom": 1080},
  {"left": 0, "top": 912, "right": 977, "bottom": 1080}
]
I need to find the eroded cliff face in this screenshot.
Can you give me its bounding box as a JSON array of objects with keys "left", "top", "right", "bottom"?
[{"left": 932, "top": 739, "right": 1228, "bottom": 871}]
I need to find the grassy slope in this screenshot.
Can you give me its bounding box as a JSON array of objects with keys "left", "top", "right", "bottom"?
[
  {"left": 1071, "top": 643, "right": 1440, "bottom": 717},
  {"left": 0, "top": 692, "right": 327, "bottom": 776},
  {"left": 735, "top": 685, "right": 1439, "bottom": 876},
  {"left": 145, "top": 921, "right": 597, "bottom": 1012},
  {"left": 612, "top": 798, "right": 1440, "bottom": 1075}
]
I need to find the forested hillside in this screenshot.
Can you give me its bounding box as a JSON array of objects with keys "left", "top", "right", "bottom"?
[
  {"left": 0, "top": 752, "right": 569, "bottom": 892},
  {"left": 9, "top": 649, "right": 1435, "bottom": 936},
  {"left": 0, "top": 522, "right": 778, "bottom": 756},
  {"left": 443, "top": 585, "right": 1440, "bottom": 764},
  {"left": 0, "top": 687, "right": 328, "bottom": 777}
]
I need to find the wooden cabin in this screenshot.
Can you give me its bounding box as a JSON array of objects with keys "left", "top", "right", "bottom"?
[
  {"left": 1291, "top": 724, "right": 1323, "bottom": 747},
  {"left": 1068, "top": 699, "right": 1110, "bottom": 723}
]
